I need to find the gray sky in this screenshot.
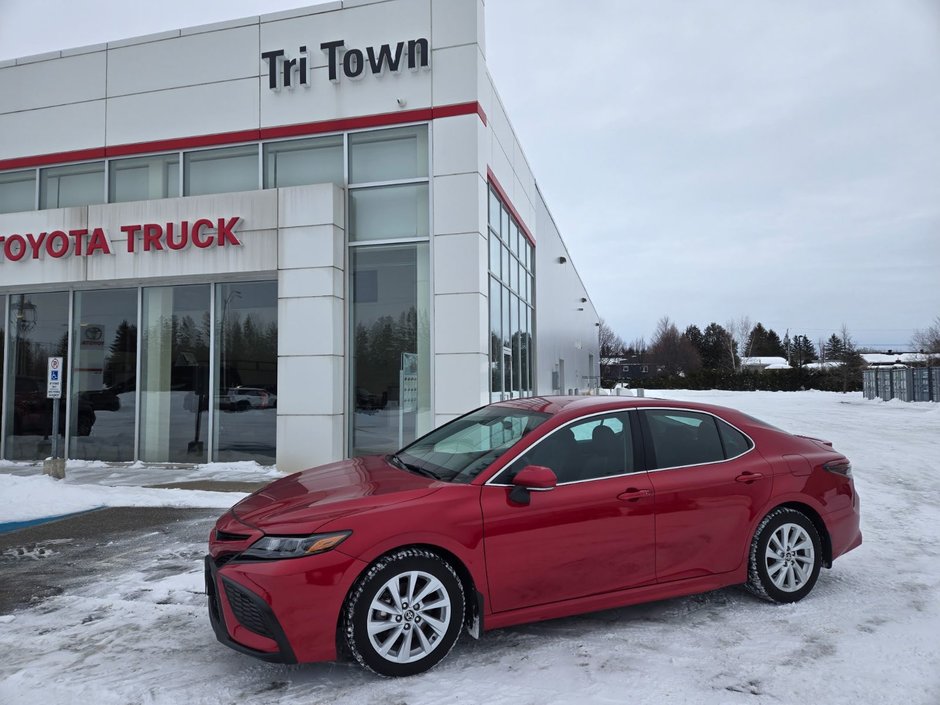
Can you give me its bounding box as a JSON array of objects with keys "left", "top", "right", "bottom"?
[{"left": 1, "top": 0, "right": 938, "bottom": 350}]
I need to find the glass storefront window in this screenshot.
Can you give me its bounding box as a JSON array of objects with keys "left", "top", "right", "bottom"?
[
  {"left": 488, "top": 183, "right": 535, "bottom": 400},
  {"left": 109, "top": 154, "right": 179, "bottom": 203},
  {"left": 184, "top": 145, "right": 258, "bottom": 197},
  {"left": 0, "top": 170, "right": 36, "bottom": 214},
  {"left": 139, "top": 285, "right": 210, "bottom": 463},
  {"left": 263, "top": 135, "right": 343, "bottom": 188},
  {"left": 0, "top": 295, "right": 4, "bottom": 451},
  {"left": 214, "top": 281, "right": 277, "bottom": 463},
  {"left": 3, "top": 292, "right": 70, "bottom": 460},
  {"left": 40, "top": 162, "right": 104, "bottom": 209},
  {"left": 348, "top": 125, "right": 428, "bottom": 184},
  {"left": 69, "top": 289, "right": 138, "bottom": 461},
  {"left": 349, "top": 183, "right": 429, "bottom": 241},
  {"left": 351, "top": 244, "right": 430, "bottom": 455}
]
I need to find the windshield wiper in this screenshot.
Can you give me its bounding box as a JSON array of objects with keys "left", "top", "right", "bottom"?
[{"left": 387, "top": 453, "right": 440, "bottom": 480}]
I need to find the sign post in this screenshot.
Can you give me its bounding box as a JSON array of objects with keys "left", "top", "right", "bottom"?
[{"left": 43, "top": 357, "right": 66, "bottom": 479}]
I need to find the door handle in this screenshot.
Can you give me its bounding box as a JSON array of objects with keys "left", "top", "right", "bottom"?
[
  {"left": 735, "top": 471, "right": 764, "bottom": 484},
  {"left": 618, "top": 487, "right": 653, "bottom": 502}
]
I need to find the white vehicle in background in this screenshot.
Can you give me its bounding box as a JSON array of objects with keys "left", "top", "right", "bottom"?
[{"left": 225, "top": 387, "right": 276, "bottom": 411}]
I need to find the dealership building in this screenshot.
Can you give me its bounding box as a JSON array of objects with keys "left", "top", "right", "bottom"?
[{"left": 0, "top": 0, "right": 599, "bottom": 472}]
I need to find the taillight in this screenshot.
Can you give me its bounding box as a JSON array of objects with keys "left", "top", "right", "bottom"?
[{"left": 824, "top": 460, "right": 852, "bottom": 478}]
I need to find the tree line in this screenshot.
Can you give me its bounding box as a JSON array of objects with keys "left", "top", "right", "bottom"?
[{"left": 599, "top": 316, "right": 882, "bottom": 392}]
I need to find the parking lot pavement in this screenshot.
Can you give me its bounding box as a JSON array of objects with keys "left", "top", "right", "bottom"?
[{"left": 0, "top": 507, "right": 218, "bottom": 615}]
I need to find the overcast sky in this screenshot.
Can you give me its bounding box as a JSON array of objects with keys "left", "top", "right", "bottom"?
[{"left": 1, "top": 0, "right": 938, "bottom": 349}]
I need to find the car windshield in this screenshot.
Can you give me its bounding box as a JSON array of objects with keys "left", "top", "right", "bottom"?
[{"left": 394, "top": 406, "right": 551, "bottom": 484}]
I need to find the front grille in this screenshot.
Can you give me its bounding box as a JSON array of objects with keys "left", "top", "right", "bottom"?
[
  {"left": 216, "top": 529, "right": 250, "bottom": 542},
  {"left": 223, "top": 580, "right": 274, "bottom": 639}
]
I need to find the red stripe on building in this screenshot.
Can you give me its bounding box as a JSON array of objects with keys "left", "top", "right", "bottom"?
[
  {"left": 487, "top": 167, "right": 535, "bottom": 246},
  {"left": 0, "top": 102, "right": 486, "bottom": 171}
]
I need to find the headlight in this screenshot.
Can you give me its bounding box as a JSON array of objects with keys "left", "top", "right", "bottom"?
[{"left": 241, "top": 531, "right": 351, "bottom": 559}]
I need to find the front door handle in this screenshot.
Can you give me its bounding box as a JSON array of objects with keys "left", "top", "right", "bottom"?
[
  {"left": 735, "top": 471, "right": 764, "bottom": 484},
  {"left": 618, "top": 487, "right": 653, "bottom": 502}
]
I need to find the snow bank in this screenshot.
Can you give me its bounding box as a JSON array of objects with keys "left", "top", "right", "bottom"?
[{"left": 0, "top": 474, "right": 246, "bottom": 523}]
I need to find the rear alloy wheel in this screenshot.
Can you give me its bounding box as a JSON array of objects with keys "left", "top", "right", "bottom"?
[
  {"left": 747, "top": 507, "right": 822, "bottom": 603},
  {"left": 344, "top": 548, "right": 464, "bottom": 677}
]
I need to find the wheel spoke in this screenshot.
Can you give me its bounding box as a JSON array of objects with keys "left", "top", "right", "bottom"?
[
  {"left": 406, "top": 572, "right": 418, "bottom": 605},
  {"left": 421, "top": 613, "right": 448, "bottom": 637},
  {"left": 377, "top": 625, "right": 404, "bottom": 656},
  {"left": 414, "top": 624, "right": 433, "bottom": 654},
  {"left": 767, "top": 560, "right": 786, "bottom": 580},
  {"left": 791, "top": 539, "right": 810, "bottom": 553},
  {"left": 768, "top": 534, "right": 784, "bottom": 554},
  {"left": 413, "top": 578, "right": 443, "bottom": 606},
  {"left": 368, "top": 619, "right": 399, "bottom": 637},
  {"left": 370, "top": 596, "right": 400, "bottom": 616},
  {"left": 765, "top": 545, "right": 782, "bottom": 561},
  {"left": 397, "top": 628, "right": 415, "bottom": 662},
  {"left": 387, "top": 580, "right": 403, "bottom": 612},
  {"left": 418, "top": 596, "right": 449, "bottom": 612}
]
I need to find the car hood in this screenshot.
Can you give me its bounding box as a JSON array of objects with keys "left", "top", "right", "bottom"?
[{"left": 231, "top": 455, "right": 442, "bottom": 534}]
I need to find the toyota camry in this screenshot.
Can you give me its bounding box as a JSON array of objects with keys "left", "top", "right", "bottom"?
[{"left": 206, "top": 396, "right": 861, "bottom": 676}]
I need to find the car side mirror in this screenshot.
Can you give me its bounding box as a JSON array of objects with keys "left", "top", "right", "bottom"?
[{"left": 509, "top": 465, "right": 557, "bottom": 505}]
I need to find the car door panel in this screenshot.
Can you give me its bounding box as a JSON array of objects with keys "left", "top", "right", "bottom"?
[{"left": 481, "top": 474, "right": 656, "bottom": 613}]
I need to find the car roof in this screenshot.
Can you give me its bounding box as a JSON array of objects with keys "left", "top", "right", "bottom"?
[{"left": 492, "top": 395, "right": 755, "bottom": 424}]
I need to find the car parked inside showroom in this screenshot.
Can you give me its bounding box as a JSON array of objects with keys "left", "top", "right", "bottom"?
[{"left": 206, "top": 396, "right": 861, "bottom": 677}]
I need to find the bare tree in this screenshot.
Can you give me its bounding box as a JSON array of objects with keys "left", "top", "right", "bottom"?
[
  {"left": 912, "top": 316, "right": 940, "bottom": 353},
  {"left": 725, "top": 315, "right": 752, "bottom": 372},
  {"left": 649, "top": 316, "right": 701, "bottom": 375},
  {"left": 598, "top": 319, "right": 625, "bottom": 365}
]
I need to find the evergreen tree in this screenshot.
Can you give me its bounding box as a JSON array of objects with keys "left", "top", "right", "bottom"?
[
  {"left": 790, "top": 335, "right": 818, "bottom": 367},
  {"left": 764, "top": 329, "right": 786, "bottom": 358},
  {"left": 700, "top": 322, "right": 735, "bottom": 372},
  {"left": 684, "top": 325, "right": 704, "bottom": 356},
  {"left": 823, "top": 334, "right": 845, "bottom": 361}
]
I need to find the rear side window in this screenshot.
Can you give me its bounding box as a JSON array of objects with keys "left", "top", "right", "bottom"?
[
  {"left": 643, "top": 410, "right": 725, "bottom": 469},
  {"left": 716, "top": 418, "right": 753, "bottom": 457}
]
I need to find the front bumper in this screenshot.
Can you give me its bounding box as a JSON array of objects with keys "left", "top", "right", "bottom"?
[
  {"left": 205, "top": 556, "right": 297, "bottom": 663},
  {"left": 205, "top": 549, "right": 367, "bottom": 664}
]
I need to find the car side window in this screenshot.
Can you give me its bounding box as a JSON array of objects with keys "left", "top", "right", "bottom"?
[
  {"left": 499, "top": 412, "right": 635, "bottom": 484},
  {"left": 642, "top": 409, "right": 725, "bottom": 470},
  {"left": 716, "top": 418, "right": 753, "bottom": 457}
]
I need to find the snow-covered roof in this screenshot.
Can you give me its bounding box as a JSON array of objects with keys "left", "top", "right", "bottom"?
[
  {"left": 765, "top": 363, "right": 793, "bottom": 370},
  {"left": 741, "top": 356, "right": 789, "bottom": 367},
  {"left": 861, "top": 352, "right": 940, "bottom": 365},
  {"left": 804, "top": 361, "right": 844, "bottom": 370}
]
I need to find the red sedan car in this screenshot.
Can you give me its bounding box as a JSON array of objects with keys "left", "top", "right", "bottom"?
[{"left": 206, "top": 396, "right": 861, "bottom": 676}]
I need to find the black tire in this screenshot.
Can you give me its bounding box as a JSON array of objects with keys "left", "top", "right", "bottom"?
[
  {"left": 343, "top": 548, "right": 464, "bottom": 677},
  {"left": 747, "top": 507, "right": 822, "bottom": 603}
]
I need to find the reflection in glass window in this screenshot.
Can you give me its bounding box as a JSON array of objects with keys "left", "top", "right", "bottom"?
[
  {"left": 717, "top": 417, "right": 753, "bottom": 457},
  {"left": 348, "top": 125, "right": 428, "bottom": 183},
  {"left": 214, "top": 281, "right": 278, "bottom": 463},
  {"left": 502, "top": 412, "right": 632, "bottom": 484},
  {"left": 0, "top": 170, "right": 36, "bottom": 214},
  {"left": 69, "top": 289, "right": 138, "bottom": 461},
  {"left": 139, "top": 285, "right": 210, "bottom": 463},
  {"left": 263, "top": 135, "right": 343, "bottom": 188},
  {"left": 351, "top": 244, "right": 430, "bottom": 455},
  {"left": 184, "top": 145, "right": 258, "bottom": 196},
  {"left": 644, "top": 410, "right": 725, "bottom": 469},
  {"left": 3, "top": 293, "right": 70, "bottom": 460},
  {"left": 109, "top": 154, "right": 179, "bottom": 203},
  {"left": 40, "top": 162, "right": 104, "bottom": 209},
  {"left": 349, "top": 183, "right": 429, "bottom": 241}
]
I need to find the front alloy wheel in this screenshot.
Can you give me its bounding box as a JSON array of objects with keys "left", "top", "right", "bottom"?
[
  {"left": 344, "top": 548, "right": 464, "bottom": 676},
  {"left": 747, "top": 507, "right": 823, "bottom": 603}
]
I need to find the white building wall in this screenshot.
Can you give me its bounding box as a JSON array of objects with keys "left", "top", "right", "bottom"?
[
  {"left": 533, "top": 185, "right": 601, "bottom": 394},
  {"left": 0, "top": 0, "right": 600, "bottom": 466}
]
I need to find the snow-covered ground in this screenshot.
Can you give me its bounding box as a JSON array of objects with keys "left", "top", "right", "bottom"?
[
  {"left": 0, "top": 391, "right": 938, "bottom": 704},
  {"left": 0, "top": 460, "right": 280, "bottom": 524}
]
